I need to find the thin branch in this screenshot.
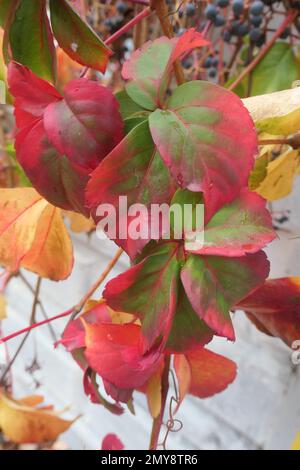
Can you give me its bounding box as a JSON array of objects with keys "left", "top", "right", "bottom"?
[
  {"left": 0, "top": 248, "right": 124, "bottom": 345},
  {"left": 105, "top": 7, "right": 152, "bottom": 46},
  {"left": 229, "top": 10, "right": 298, "bottom": 92},
  {"left": 149, "top": 355, "right": 171, "bottom": 450},
  {"left": 0, "top": 277, "right": 42, "bottom": 385}
]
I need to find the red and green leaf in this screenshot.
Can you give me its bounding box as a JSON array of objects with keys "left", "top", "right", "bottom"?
[
  {"left": 104, "top": 242, "right": 182, "bottom": 350},
  {"left": 49, "top": 0, "right": 112, "bottom": 73},
  {"left": 122, "top": 29, "right": 209, "bottom": 110},
  {"left": 237, "top": 277, "right": 300, "bottom": 346},
  {"left": 9, "top": 0, "right": 56, "bottom": 82},
  {"left": 149, "top": 80, "right": 257, "bottom": 219},
  {"left": 187, "top": 188, "right": 275, "bottom": 256},
  {"left": 43, "top": 78, "right": 124, "bottom": 170},
  {"left": 86, "top": 121, "right": 175, "bottom": 258},
  {"left": 181, "top": 251, "right": 270, "bottom": 340}
]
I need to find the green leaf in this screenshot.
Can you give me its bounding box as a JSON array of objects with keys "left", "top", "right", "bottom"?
[
  {"left": 250, "top": 42, "right": 298, "bottom": 96},
  {"left": 9, "top": 0, "right": 56, "bottom": 82},
  {"left": 166, "top": 283, "right": 213, "bottom": 352},
  {"left": 50, "top": 0, "right": 112, "bottom": 73},
  {"left": 115, "top": 89, "right": 148, "bottom": 120}
]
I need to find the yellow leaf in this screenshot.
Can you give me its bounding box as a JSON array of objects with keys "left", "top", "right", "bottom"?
[
  {"left": 64, "top": 210, "right": 95, "bottom": 233},
  {"left": 255, "top": 149, "right": 300, "bottom": 200},
  {"left": 0, "top": 294, "right": 7, "bottom": 320},
  {"left": 243, "top": 87, "right": 300, "bottom": 136},
  {"left": 0, "top": 392, "right": 76, "bottom": 444},
  {"left": 145, "top": 365, "right": 163, "bottom": 419},
  {"left": 291, "top": 431, "right": 300, "bottom": 450},
  {"left": 0, "top": 188, "right": 73, "bottom": 281}
]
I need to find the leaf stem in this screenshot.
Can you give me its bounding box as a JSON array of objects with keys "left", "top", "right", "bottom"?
[
  {"left": 105, "top": 7, "right": 152, "bottom": 46},
  {"left": 149, "top": 355, "right": 171, "bottom": 450},
  {"left": 229, "top": 10, "right": 298, "bottom": 92},
  {"left": 0, "top": 248, "right": 124, "bottom": 345}
]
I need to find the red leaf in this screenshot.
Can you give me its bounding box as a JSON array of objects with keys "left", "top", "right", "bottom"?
[
  {"left": 15, "top": 119, "right": 91, "bottom": 215},
  {"left": 175, "top": 348, "right": 237, "bottom": 399},
  {"left": 237, "top": 277, "right": 300, "bottom": 347},
  {"left": 8, "top": 61, "right": 61, "bottom": 127},
  {"left": 9, "top": 62, "right": 123, "bottom": 214},
  {"left": 44, "top": 78, "right": 124, "bottom": 169},
  {"left": 84, "top": 322, "right": 163, "bottom": 389},
  {"left": 101, "top": 434, "right": 124, "bottom": 450}
]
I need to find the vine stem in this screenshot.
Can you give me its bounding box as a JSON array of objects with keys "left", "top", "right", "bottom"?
[
  {"left": 150, "top": 0, "right": 185, "bottom": 85},
  {"left": 0, "top": 248, "right": 123, "bottom": 345},
  {"left": 149, "top": 355, "right": 171, "bottom": 450},
  {"left": 229, "top": 10, "right": 298, "bottom": 92},
  {"left": 0, "top": 276, "right": 42, "bottom": 385},
  {"left": 105, "top": 7, "right": 152, "bottom": 46}
]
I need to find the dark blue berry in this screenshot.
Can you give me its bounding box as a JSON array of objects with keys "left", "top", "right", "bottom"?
[
  {"left": 214, "top": 14, "right": 226, "bottom": 27},
  {"left": 237, "top": 22, "right": 250, "bottom": 37},
  {"left": 232, "top": 0, "right": 244, "bottom": 16},
  {"left": 250, "top": 27, "right": 263, "bottom": 43},
  {"left": 230, "top": 20, "right": 240, "bottom": 36},
  {"left": 211, "top": 56, "right": 219, "bottom": 67},
  {"left": 250, "top": 15, "right": 262, "bottom": 27},
  {"left": 186, "top": 3, "right": 196, "bottom": 17},
  {"left": 255, "top": 32, "right": 266, "bottom": 47},
  {"left": 205, "top": 4, "right": 217, "bottom": 20},
  {"left": 182, "top": 57, "right": 193, "bottom": 69},
  {"left": 204, "top": 56, "right": 213, "bottom": 68},
  {"left": 280, "top": 27, "right": 290, "bottom": 39},
  {"left": 208, "top": 68, "right": 217, "bottom": 78},
  {"left": 217, "top": 0, "right": 229, "bottom": 7},
  {"left": 116, "top": 1, "right": 126, "bottom": 14},
  {"left": 250, "top": 1, "right": 264, "bottom": 16},
  {"left": 223, "top": 30, "right": 232, "bottom": 42}
]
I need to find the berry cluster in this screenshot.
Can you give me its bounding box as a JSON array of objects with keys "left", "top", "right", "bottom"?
[{"left": 205, "top": 0, "right": 270, "bottom": 47}]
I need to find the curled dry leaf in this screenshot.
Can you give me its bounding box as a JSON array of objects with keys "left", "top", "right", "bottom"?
[
  {"left": 0, "top": 187, "right": 73, "bottom": 280},
  {"left": 243, "top": 86, "right": 300, "bottom": 136},
  {"left": 0, "top": 391, "right": 76, "bottom": 444},
  {"left": 254, "top": 149, "right": 300, "bottom": 201}
]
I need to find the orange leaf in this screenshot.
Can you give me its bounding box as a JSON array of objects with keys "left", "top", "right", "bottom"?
[
  {"left": 185, "top": 348, "right": 237, "bottom": 399},
  {"left": 0, "top": 188, "right": 73, "bottom": 280},
  {"left": 0, "top": 392, "right": 76, "bottom": 444},
  {"left": 63, "top": 210, "right": 95, "bottom": 233}
]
